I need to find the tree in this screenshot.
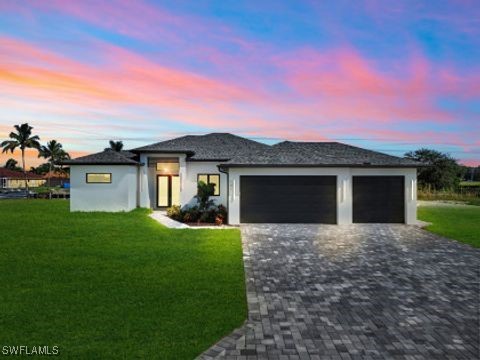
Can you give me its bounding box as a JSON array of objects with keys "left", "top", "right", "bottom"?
[
  {"left": 1, "top": 123, "right": 41, "bottom": 194},
  {"left": 405, "top": 148, "right": 464, "bottom": 190},
  {"left": 30, "top": 163, "right": 51, "bottom": 175},
  {"left": 106, "top": 140, "right": 123, "bottom": 152},
  {"left": 38, "top": 140, "right": 70, "bottom": 186},
  {"left": 4, "top": 158, "right": 22, "bottom": 171}
]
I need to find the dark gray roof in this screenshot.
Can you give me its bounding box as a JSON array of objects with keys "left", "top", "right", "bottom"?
[
  {"left": 62, "top": 149, "right": 140, "bottom": 165},
  {"left": 132, "top": 133, "right": 269, "bottom": 160},
  {"left": 65, "top": 134, "right": 421, "bottom": 168},
  {"left": 220, "top": 141, "right": 421, "bottom": 168}
]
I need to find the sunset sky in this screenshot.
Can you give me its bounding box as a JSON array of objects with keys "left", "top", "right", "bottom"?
[{"left": 0, "top": 0, "right": 479, "bottom": 167}]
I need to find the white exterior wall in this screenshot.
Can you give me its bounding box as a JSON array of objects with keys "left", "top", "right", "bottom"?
[
  {"left": 227, "top": 167, "right": 417, "bottom": 225},
  {"left": 182, "top": 162, "right": 228, "bottom": 207},
  {"left": 70, "top": 165, "right": 137, "bottom": 212},
  {"left": 138, "top": 154, "right": 227, "bottom": 208}
]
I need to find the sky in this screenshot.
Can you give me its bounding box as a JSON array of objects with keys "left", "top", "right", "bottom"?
[{"left": 0, "top": 0, "right": 479, "bottom": 167}]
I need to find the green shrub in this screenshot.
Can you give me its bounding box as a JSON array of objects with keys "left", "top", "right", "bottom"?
[
  {"left": 196, "top": 181, "right": 215, "bottom": 211},
  {"left": 166, "top": 205, "right": 183, "bottom": 221}
]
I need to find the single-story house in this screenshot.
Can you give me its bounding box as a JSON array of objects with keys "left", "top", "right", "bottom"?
[
  {"left": 0, "top": 168, "right": 46, "bottom": 189},
  {"left": 63, "top": 133, "right": 421, "bottom": 225}
]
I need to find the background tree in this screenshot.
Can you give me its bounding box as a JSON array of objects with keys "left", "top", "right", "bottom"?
[
  {"left": 405, "top": 148, "right": 464, "bottom": 190},
  {"left": 4, "top": 158, "right": 22, "bottom": 171},
  {"left": 107, "top": 140, "right": 123, "bottom": 152},
  {"left": 38, "top": 140, "right": 70, "bottom": 187},
  {"left": 30, "top": 163, "right": 51, "bottom": 175},
  {"left": 1, "top": 123, "right": 41, "bottom": 194}
]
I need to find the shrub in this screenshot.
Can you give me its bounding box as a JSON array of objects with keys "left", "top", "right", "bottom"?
[
  {"left": 195, "top": 181, "right": 215, "bottom": 211},
  {"left": 182, "top": 206, "right": 200, "bottom": 223},
  {"left": 166, "top": 205, "right": 183, "bottom": 221}
]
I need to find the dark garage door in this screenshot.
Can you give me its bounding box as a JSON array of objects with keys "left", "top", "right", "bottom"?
[
  {"left": 240, "top": 176, "right": 337, "bottom": 223},
  {"left": 353, "top": 176, "right": 404, "bottom": 223}
]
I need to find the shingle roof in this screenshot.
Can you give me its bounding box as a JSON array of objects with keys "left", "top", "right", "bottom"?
[
  {"left": 220, "top": 141, "right": 421, "bottom": 167},
  {"left": 62, "top": 149, "right": 141, "bottom": 165},
  {"left": 132, "top": 133, "right": 269, "bottom": 160},
  {"left": 0, "top": 168, "right": 44, "bottom": 179},
  {"left": 65, "top": 134, "right": 421, "bottom": 168}
]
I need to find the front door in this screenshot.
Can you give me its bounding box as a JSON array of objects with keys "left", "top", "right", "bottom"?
[{"left": 157, "top": 175, "right": 180, "bottom": 208}]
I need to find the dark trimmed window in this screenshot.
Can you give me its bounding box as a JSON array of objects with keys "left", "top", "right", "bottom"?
[
  {"left": 197, "top": 174, "right": 220, "bottom": 196},
  {"left": 86, "top": 173, "right": 111, "bottom": 183}
]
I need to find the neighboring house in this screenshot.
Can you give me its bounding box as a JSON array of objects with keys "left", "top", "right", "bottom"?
[
  {"left": 63, "top": 133, "right": 420, "bottom": 225},
  {"left": 0, "top": 168, "right": 46, "bottom": 189}
]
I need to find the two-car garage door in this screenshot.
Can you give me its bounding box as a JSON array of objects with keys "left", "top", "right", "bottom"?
[{"left": 239, "top": 175, "right": 405, "bottom": 224}]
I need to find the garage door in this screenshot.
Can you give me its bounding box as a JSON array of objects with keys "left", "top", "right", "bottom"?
[
  {"left": 353, "top": 176, "right": 404, "bottom": 223},
  {"left": 240, "top": 176, "right": 337, "bottom": 223}
]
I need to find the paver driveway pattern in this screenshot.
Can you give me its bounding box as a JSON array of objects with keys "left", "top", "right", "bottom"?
[{"left": 200, "top": 224, "right": 480, "bottom": 360}]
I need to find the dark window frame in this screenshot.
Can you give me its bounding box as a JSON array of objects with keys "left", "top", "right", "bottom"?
[
  {"left": 86, "top": 173, "right": 112, "bottom": 184},
  {"left": 197, "top": 173, "right": 220, "bottom": 196}
]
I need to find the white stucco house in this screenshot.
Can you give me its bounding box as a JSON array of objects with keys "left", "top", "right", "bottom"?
[{"left": 64, "top": 133, "right": 421, "bottom": 225}]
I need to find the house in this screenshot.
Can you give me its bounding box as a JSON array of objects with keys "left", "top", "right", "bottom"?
[
  {"left": 63, "top": 133, "right": 420, "bottom": 225},
  {"left": 0, "top": 168, "right": 46, "bottom": 189}
]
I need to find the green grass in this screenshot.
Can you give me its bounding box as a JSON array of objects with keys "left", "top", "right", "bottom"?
[
  {"left": 0, "top": 200, "right": 246, "bottom": 359},
  {"left": 418, "top": 205, "right": 480, "bottom": 248},
  {"left": 460, "top": 181, "right": 480, "bottom": 187}
]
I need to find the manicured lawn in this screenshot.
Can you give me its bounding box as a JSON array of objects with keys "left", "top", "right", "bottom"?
[
  {"left": 418, "top": 205, "right": 480, "bottom": 248},
  {"left": 0, "top": 200, "right": 246, "bottom": 359}
]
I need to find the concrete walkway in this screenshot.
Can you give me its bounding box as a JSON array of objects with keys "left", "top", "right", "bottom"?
[
  {"left": 149, "top": 211, "right": 233, "bottom": 229},
  {"left": 200, "top": 224, "right": 480, "bottom": 359}
]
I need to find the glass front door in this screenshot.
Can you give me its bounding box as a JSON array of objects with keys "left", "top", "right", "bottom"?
[{"left": 157, "top": 175, "right": 180, "bottom": 208}]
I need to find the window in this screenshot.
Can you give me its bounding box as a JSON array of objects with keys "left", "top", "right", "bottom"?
[
  {"left": 156, "top": 162, "right": 179, "bottom": 175},
  {"left": 86, "top": 173, "right": 111, "bottom": 183},
  {"left": 197, "top": 174, "right": 220, "bottom": 196}
]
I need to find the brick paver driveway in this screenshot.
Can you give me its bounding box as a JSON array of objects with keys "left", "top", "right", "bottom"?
[{"left": 201, "top": 224, "right": 479, "bottom": 359}]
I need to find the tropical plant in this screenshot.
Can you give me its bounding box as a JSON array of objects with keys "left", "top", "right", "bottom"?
[
  {"left": 195, "top": 181, "right": 215, "bottom": 211},
  {"left": 1, "top": 123, "right": 41, "bottom": 194},
  {"left": 107, "top": 140, "right": 123, "bottom": 152},
  {"left": 4, "top": 158, "right": 22, "bottom": 171},
  {"left": 38, "top": 140, "right": 70, "bottom": 186},
  {"left": 405, "top": 148, "right": 464, "bottom": 190}
]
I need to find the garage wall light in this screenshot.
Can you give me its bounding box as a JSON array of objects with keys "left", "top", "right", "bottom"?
[
  {"left": 411, "top": 179, "right": 415, "bottom": 201},
  {"left": 342, "top": 178, "right": 347, "bottom": 203}
]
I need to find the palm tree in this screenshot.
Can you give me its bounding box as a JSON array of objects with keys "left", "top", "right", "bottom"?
[
  {"left": 107, "top": 140, "right": 123, "bottom": 152},
  {"left": 1, "top": 123, "right": 41, "bottom": 194},
  {"left": 4, "top": 158, "right": 19, "bottom": 170},
  {"left": 38, "top": 140, "right": 70, "bottom": 187}
]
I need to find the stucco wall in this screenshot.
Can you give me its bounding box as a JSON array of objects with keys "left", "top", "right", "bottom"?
[
  {"left": 181, "top": 161, "right": 227, "bottom": 208},
  {"left": 70, "top": 165, "right": 137, "bottom": 212},
  {"left": 227, "top": 167, "right": 417, "bottom": 225},
  {"left": 138, "top": 154, "right": 227, "bottom": 209}
]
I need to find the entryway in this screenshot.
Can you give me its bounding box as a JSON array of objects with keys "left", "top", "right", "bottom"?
[{"left": 156, "top": 175, "right": 180, "bottom": 208}]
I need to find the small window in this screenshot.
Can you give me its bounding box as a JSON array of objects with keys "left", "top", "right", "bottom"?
[
  {"left": 86, "top": 173, "right": 111, "bottom": 183},
  {"left": 197, "top": 174, "right": 220, "bottom": 196}
]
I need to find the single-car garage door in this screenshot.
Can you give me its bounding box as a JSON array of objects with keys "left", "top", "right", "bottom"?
[
  {"left": 353, "top": 176, "right": 404, "bottom": 223},
  {"left": 240, "top": 176, "right": 337, "bottom": 223}
]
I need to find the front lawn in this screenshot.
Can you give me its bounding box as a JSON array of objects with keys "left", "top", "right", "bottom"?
[
  {"left": 0, "top": 200, "right": 246, "bottom": 359},
  {"left": 418, "top": 204, "right": 480, "bottom": 248}
]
